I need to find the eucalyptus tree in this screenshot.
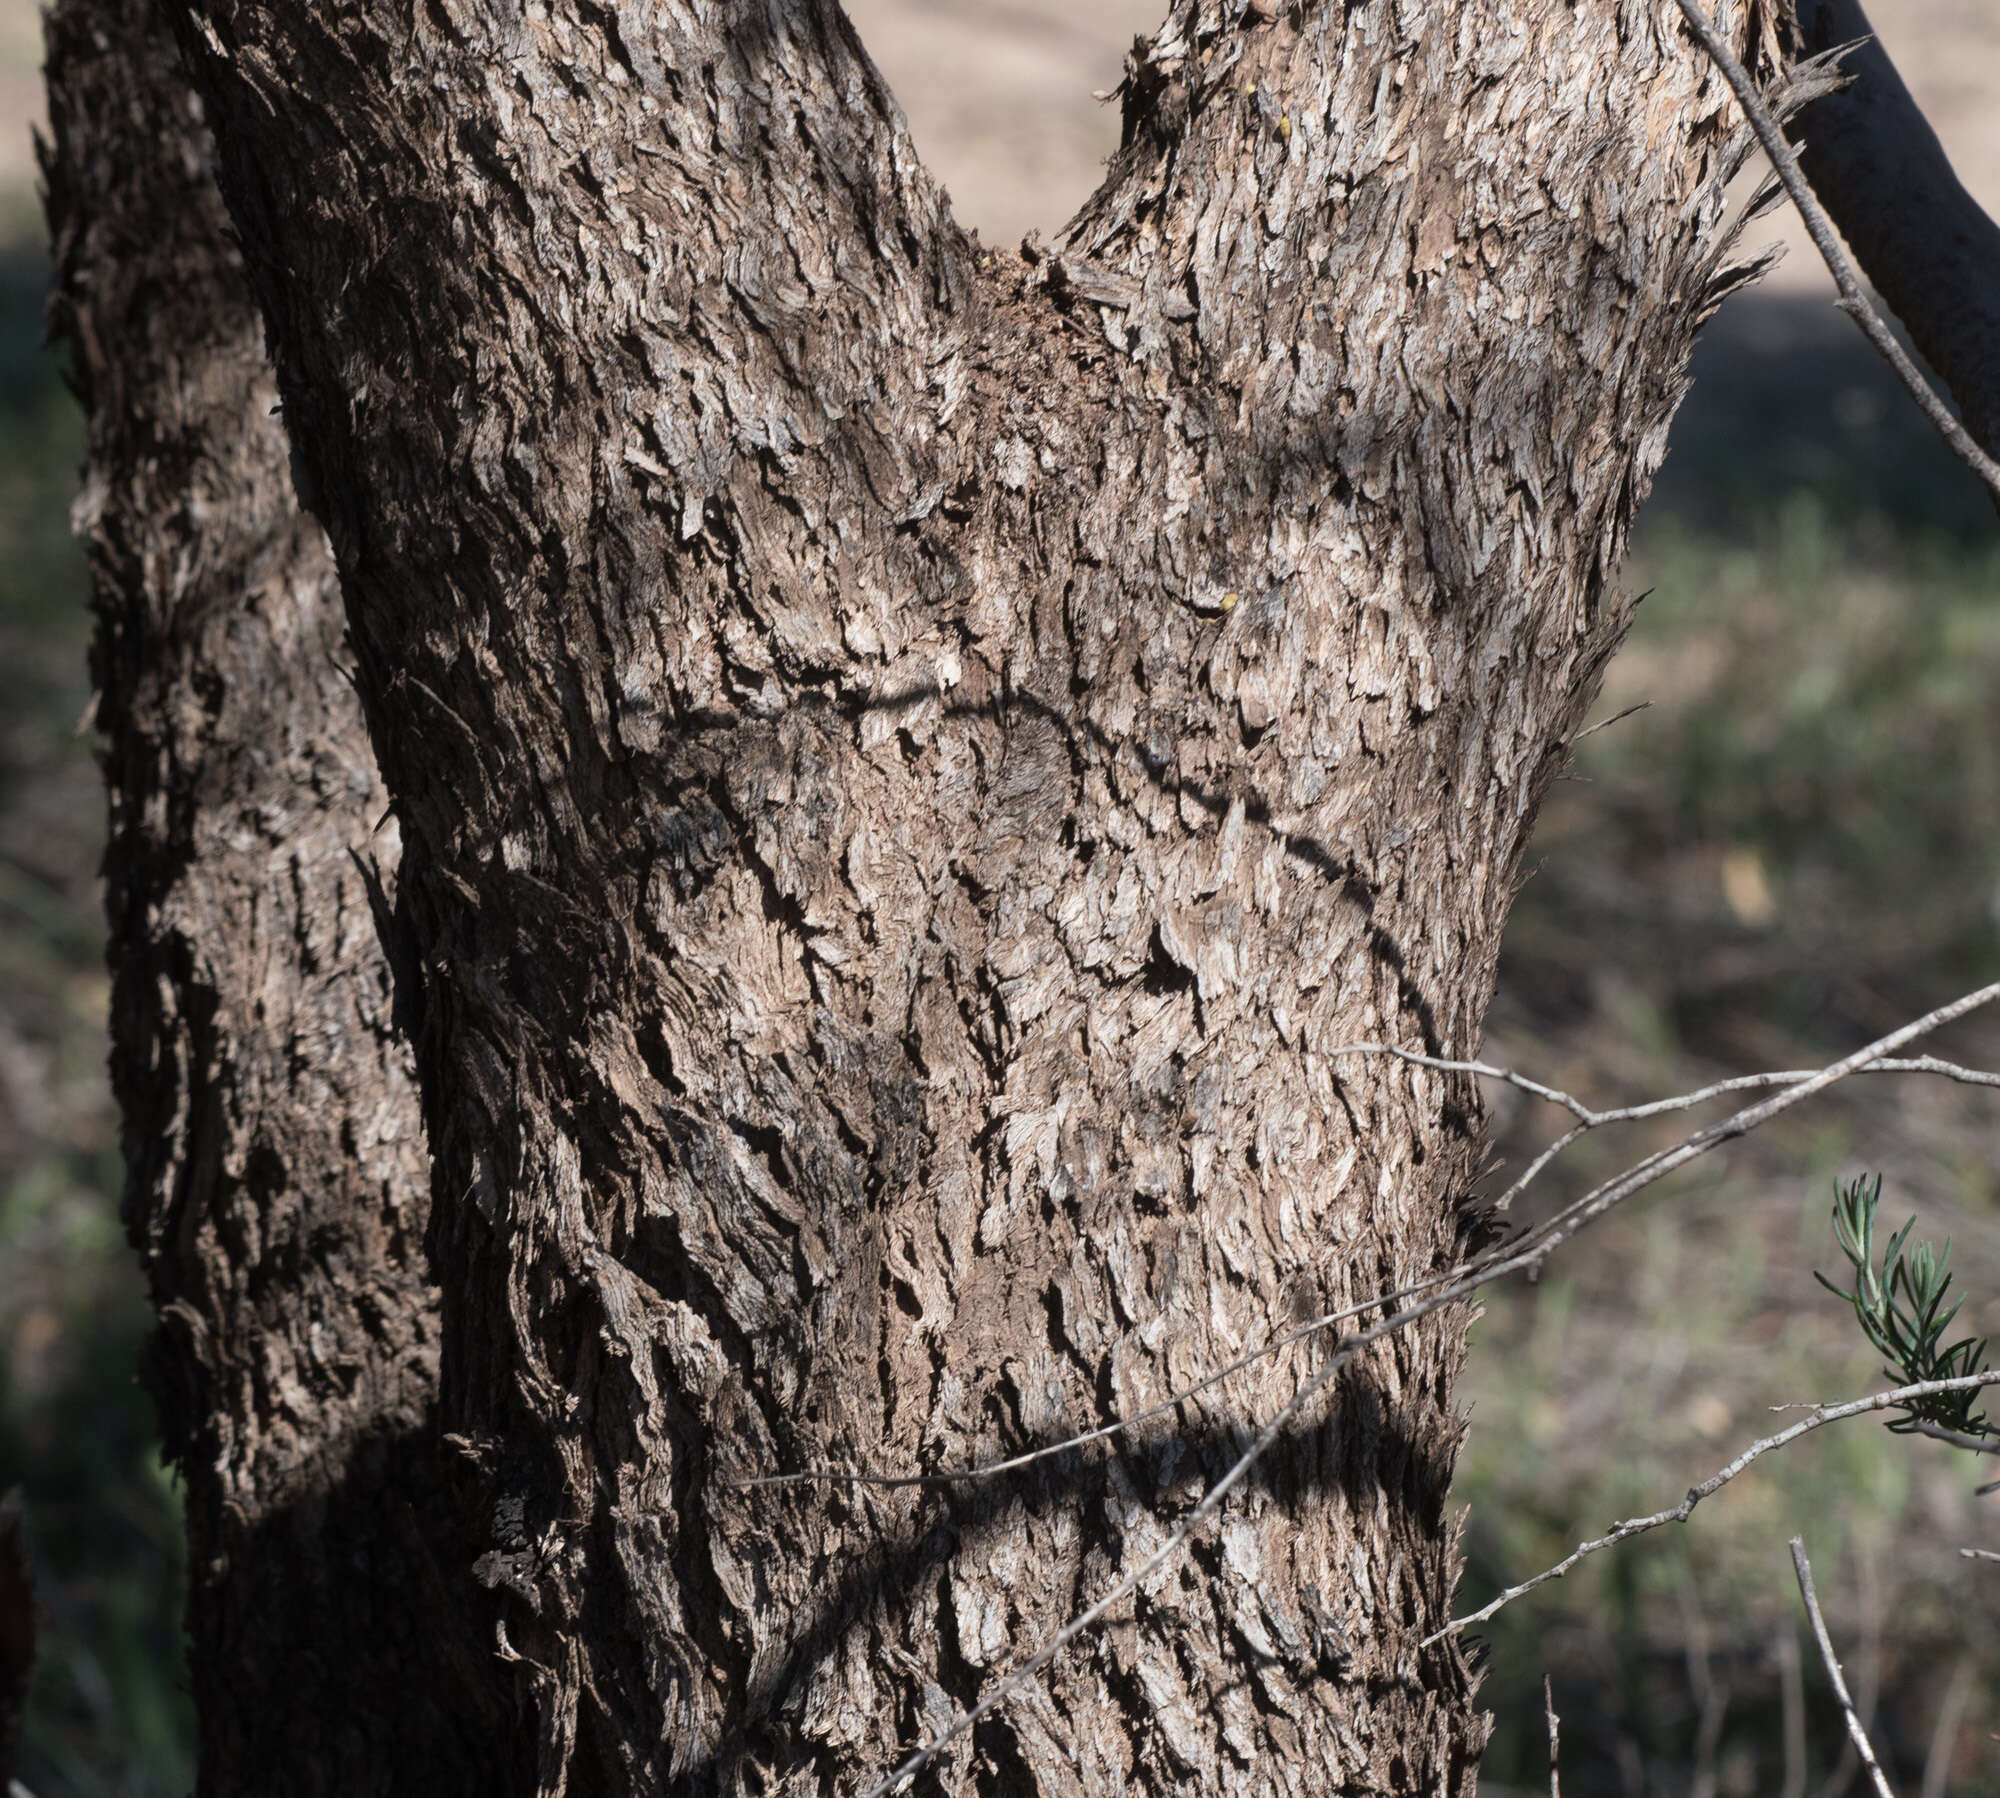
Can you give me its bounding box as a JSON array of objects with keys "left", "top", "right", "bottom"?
[{"left": 40, "top": 0, "right": 1997, "bottom": 1792}]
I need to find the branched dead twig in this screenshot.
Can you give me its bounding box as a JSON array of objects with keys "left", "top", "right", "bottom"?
[
  {"left": 1422, "top": 1372, "right": 2000, "bottom": 1646},
  {"left": 1336, "top": 1049, "right": 2000, "bottom": 1223},
  {"left": 1790, "top": 1538, "right": 1901, "bottom": 1798},
  {"left": 1674, "top": 0, "right": 2000, "bottom": 498},
  {"left": 1356, "top": 1051, "right": 2000, "bottom": 1124}
]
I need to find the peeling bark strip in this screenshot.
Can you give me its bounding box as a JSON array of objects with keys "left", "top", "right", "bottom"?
[
  {"left": 42, "top": 2, "right": 515, "bottom": 1788},
  {"left": 120, "top": 0, "right": 1791, "bottom": 1791}
]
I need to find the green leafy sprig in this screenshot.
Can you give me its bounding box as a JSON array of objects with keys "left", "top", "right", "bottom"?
[{"left": 1815, "top": 1174, "right": 1995, "bottom": 1440}]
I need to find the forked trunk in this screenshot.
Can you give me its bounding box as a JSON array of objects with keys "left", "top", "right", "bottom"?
[{"left": 55, "top": 1, "right": 1798, "bottom": 1792}]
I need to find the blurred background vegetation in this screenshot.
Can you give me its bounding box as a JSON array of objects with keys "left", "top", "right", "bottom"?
[
  {"left": 1463, "top": 292, "right": 2000, "bottom": 1797},
  {"left": 1, "top": 4, "right": 1997, "bottom": 1795}
]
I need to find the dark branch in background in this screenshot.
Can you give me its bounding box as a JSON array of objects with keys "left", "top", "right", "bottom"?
[
  {"left": 0, "top": 1491, "right": 31, "bottom": 1793},
  {"left": 1791, "top": 0, "right": 2000, "bottom": 464},
  {"left": 1674, "top": 0, "right": 2000, "bottom": 499}
]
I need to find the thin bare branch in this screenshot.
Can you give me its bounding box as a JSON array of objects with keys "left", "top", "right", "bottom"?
[
  {"left": 1958, "top": 1547, "right": 2000, "bottom": 1564},
  {"left": 1905, "top": 1420, "right": 2000, "bottom": 1456},
  {"left": 1478, "top": 982, "right": 2000, "bottom": 1288},
  {"left": 861, "top": 1340, "right": 1354, "bottom": 1797},
  {"left": 1332, "top": 1047, "right": 2000, "bottom": 1126},
  {"left": 1545, "top": 1676, "right": 1562, "bottom": 1798},
  {"left": 1423, "top": 1373, "right": 2000, "bottom": 1646},
  {"left": 1674, "top": 0, "right": 2000, "bottom": 499},
  {"left": 1790, "top": 1539, "right": 1900, "bottom": 1798},
  {"left": 1569, "top": 699, "right": 1653, "bottom": 745},
  {"left": 732, "top": 1278, "right": 1399, "bottom": 1494}
]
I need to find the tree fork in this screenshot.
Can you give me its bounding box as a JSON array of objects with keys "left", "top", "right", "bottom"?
[{"left": 75, "top": 0, "right": 1806, "bottom": 1791}]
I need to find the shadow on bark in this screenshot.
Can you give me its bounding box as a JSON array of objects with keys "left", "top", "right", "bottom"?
[
  {"left": 596, "top": 1388, "right": 1464, "bottom": 1793},
  {"left": 186, "top": 1424, "right": 528, "bottom": 1796}
]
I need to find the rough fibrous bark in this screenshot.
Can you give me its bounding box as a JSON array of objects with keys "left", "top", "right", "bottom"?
[
  {"left": 42, "top": 2, "right": 516, "bottom": 1787},
  {"left": 66, "top": 0, "right": 1808, "bottom": 1792}
]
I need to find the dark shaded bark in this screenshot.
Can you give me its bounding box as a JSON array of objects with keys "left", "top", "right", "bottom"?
[
  {"left": 55, "top": 0, "right": 1831, "bottom": 1792},
  {"left": 41, "top": 1, "right": 519, "bottom": 1788}
]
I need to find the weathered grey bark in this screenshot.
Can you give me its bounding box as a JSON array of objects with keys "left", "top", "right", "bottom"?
[
  {"left": 60, "top": 0, "right": 1824, "bottom": 1791},
  {"left": 1792, "top": 0, "right": 2000, "bottom": 460},
  {"left": 42, "top": 2, "right": 517, "bottom": 1788}
]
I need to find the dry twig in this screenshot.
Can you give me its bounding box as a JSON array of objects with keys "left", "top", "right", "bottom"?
[
  {"left": 1545, "top": 1676, "right": 1562, "bottom": 1798},
  {"left": 1906, "top": 1420, "right": 2000, "bottom": 1456},
  {"left": 854, "top": 984, "right": 2000, "bottom": 1793},
  {"left": 1569, "top": 699, "right": 1653, "bottom": 744},
  {"left": 1790, "top": 1538, "right": 1900, "bottom": 1798},
  {"left": 861, "top": 1339, "right": 1353, "bottom": 1797},
  {"left": 1423, "top": 1373, "right": 2000, "bottom": 1645},
  {"left": 749, "top": 999, "right": 2000, "bottom": 1499}
]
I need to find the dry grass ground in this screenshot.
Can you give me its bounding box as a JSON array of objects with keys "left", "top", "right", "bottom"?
[{"left": 0, "top": 5, "right": 1996, "bottom": 1795}]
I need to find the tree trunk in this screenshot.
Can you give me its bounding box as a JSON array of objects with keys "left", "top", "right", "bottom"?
[
  {"left": 61, "top": 0, "right": 1799, "bottom": 1791},
  {"left": 43, "top": 1, "right": 517, "bottom": 1787}
]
